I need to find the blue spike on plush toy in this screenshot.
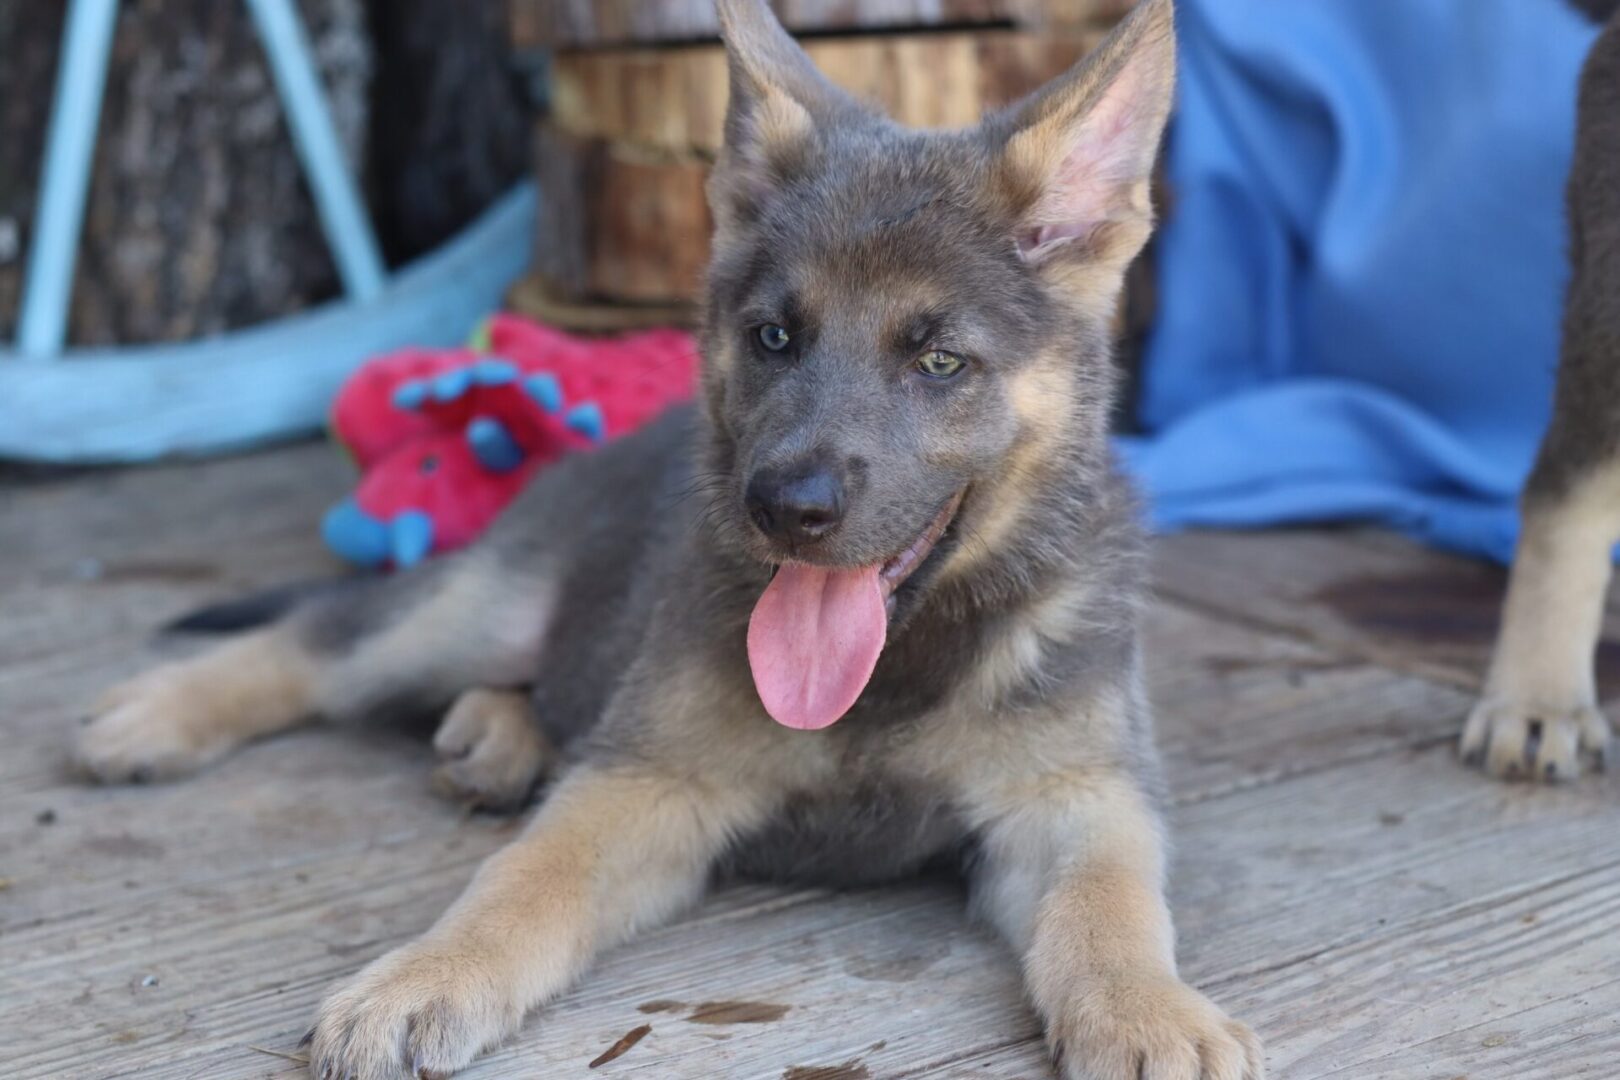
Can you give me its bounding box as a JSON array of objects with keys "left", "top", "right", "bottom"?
[
  {"left": 564, "top": 401, "right": 606, "bottom": 442},
  {"left": 523, "top": 372, "right": 563, "bottom": 413},
  {"left": 471, "top": 358, "right": 518, "bottom": 386},
  {"left": 391, "top": 379, "right": 429, "bottom": 410},
  {"left": 390, "top": 511, "right": 435, "bottom": 568},
  {"left": 466, "top": 415, "right": 525, "bottom": 473},
  {"left": 322, "top": 497, "right": 392, "bottom": 567},
  {"left": 431, "top": 367, "right": 475, "bottom": 402}
]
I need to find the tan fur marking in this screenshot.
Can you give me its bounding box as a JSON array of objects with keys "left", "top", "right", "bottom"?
[
  {"left": 76, "top": 627, "right": 317, "bottom": 782},
  {"left": 969, "top": 580, "right": 1098, "bottom": 707},
  {"left": 1042, "top": 217, "right": 1156, "bottom": 319},
  {"left": 963, "top": 759, "right": 1264, "bottom": 1080},
  {"left": 1465, "top": 461, "right": 1620, "bottom": 779},
  {"left": 308, "top": 765, "right": 773, "bottom": 1079},
  {"left": 940, "top": 353, "right": 1076, "bottom": 579}
]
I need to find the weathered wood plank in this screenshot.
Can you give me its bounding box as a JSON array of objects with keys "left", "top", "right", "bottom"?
[
  {"left": 1239, "top": 862, "right": 1620, "bottom": 1079},
  {"left": 4, "top": 446, "right": 1618, "bottom": 1080},
  {"left": 1323, "top": 975, "right": 1620, "bottom": 1080},
  {"left": 1144, "top": 601, "right": 1469, "bottom": 802},
  {"left": 1151, "top": 527, "right": 1620, "bottom": 702},
  {"left": 8, "top": 743, "right": 1615, "bottom": 1078}
]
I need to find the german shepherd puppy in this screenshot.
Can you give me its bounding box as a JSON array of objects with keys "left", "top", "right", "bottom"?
[
  {"left": 75, "top": 1, "right": 1264, "bottom": 1076},
  {"left": 1466, "top": 0, "right": 1620, "bottom": 782}
]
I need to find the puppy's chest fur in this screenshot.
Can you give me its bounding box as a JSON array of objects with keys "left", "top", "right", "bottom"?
[{"left": 719, "top": 742, "right": 971, "bottom": 887}]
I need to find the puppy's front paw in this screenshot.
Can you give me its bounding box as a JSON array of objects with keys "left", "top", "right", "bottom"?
[
  {"left": 430, "top": 689, "right": 548, "bottom": 812},
  {"left": 1047, "top": 977, "right": 1263, "bottom": 1080},
  {"left": 309, "top": 942, "right": 522, "bottom": 1080},
  {"left": 75, "top": 667, "right": 228, "bottom": 783},
  {"left": 1461, "top": 695, "right": 1610, "bottom": 782}
]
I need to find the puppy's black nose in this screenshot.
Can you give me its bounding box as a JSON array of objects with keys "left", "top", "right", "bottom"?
[{"left": 745, "top": 463, "right": 845, "bottom": 544}]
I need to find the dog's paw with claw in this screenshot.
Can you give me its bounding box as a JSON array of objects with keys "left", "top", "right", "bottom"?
[
  {"left": 74, "top": 665, "right": 229, "bottom": 783},
  {"left": 1461, "top": 695, "right": 1611, "bottom": 782},
  {"left": 430, "top": 689, "right": 548, "bottom": 811},
  {"left": 1046, "top": 976, "right": 1264, "bottom": 1080},
  {"left": 308, "top": 941, "right": 522, "bottom": 1080}
]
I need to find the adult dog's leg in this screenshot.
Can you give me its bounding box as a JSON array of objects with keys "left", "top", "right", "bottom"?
[
  {"left": 307, "top": 763, "right": 770, "bottom": 1080},
  {"left": 1465, "top": 465, "right": 1619, "bottom": 780},
  {"left": 1465, "top": 13, "right": 1620, "bottom": 780},
  {"left": 969, "top": 767, "right": 1263, "bottom": 1080},
  {"left": 76, "top": 552, "right": 553, "bottom": 782}
]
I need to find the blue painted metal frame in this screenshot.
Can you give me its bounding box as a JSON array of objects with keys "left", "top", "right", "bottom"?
[
  {"left": 1, "top": 0, "right": 535, "bottom": 463},
  {"left": 0, "top": 184, "right": 536, "bottom": 463},
  {"left": 245, "top": 0, "right": 386, "bottom": 302},
  {"left": 15, "top": 0, "right": 118, "bottom": 358}
]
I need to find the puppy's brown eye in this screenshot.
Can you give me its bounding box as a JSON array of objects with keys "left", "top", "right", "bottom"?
[
  {"left": 758, "top": 324, "right": 791, "bottom": 352},
  {"left": 916, "top": 350, "right": 965, "bottom": 379}
]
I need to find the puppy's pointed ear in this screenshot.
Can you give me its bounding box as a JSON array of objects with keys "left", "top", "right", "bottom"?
[
  {"left": 993, "top": 0, "right": 1175, "bottom": 274},
  {"left": 710, "top": 0, "right": 860, "bottom": 223}
]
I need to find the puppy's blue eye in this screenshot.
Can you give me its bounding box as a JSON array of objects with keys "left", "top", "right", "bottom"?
[
  {"left": 916, "top": 350, "right": 966, "bottom": 379},
  {"left": 758, "top": 324, "right": 791, "bottom": 352}
]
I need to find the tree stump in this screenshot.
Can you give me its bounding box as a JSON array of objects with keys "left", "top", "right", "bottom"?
[
  {"left": 0, "top": 0, "right": 371, "bottom": 348},
  {"left": 0, "top": 0, "right": 528, "bottom": 349}
]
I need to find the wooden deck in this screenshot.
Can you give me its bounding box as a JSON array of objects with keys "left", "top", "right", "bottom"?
[{"left": 2, "top": 442, "right": 1617, "bottom": 1080}]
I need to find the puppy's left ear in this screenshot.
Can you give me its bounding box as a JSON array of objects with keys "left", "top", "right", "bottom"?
[
  {"left": 992, "top": 0, "right": 1175, "bottom": 276},
  {"left": 710, "top": 0, "right": 865, "bottom": 227}
]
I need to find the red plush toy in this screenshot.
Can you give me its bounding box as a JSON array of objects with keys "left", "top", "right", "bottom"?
[{"left": 324, "top": 314, "right": 697, "bottom": 568}]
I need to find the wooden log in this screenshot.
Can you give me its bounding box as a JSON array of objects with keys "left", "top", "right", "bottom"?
[
  {"left": 513, "top": 0, "right": 1135, "bottom": 51},
  {"left": 535, "top": 29, "right": 1106, "bottom": 304},
  {"left": 533, "top": 128, "right": 714, "bottom": 304},
  {"left": 550, "top": 29, "right": 1102, "bottom": 156},
  {"left": 506, "top": 274, "right": 696, "bottom": 334}
]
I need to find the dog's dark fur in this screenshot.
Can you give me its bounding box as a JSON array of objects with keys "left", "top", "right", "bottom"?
[
  {"left": 77, "top": 2, "right": 1265, "bottom": 1077},
  {"left": 1466, "top": 1, "right": 1620, "bottom": 780}
]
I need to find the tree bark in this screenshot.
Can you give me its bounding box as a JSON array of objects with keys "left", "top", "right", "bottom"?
[
  {"left": 0, "top": 0, "right": 530, "bottom": 348},
  {"left": 365, "top": 0, "right": 530, "bottom": 266},
  {"left": 0, "top": 0, "right": 370, "bottom": 348}
]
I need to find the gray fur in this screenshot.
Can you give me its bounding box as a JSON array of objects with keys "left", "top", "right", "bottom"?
[
  {"left": 1526, "top": 7, "right": 1620, "bottom": 503},
  {"left": 1459, "top": 4, "right": 1620, "bottom": 783}
]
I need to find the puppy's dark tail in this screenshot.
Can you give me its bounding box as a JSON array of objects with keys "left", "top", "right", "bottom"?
[
  {"left": 1570, "top": 0, "right": 1619, "bottom": 24},
  {"left": 163, "top": 578, "right": 361, "bottom": 634}
]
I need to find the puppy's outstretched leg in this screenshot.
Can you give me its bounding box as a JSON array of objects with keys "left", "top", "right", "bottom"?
[
  {"left": 1465, "top": 466, "right": 1619, "bottom": 780},
  {"left": 307, "top": 763, "right": 770, "bottom": 1080},
  {"left": 76, "top": 552, "right": 553, "bottom": 782},
  {"left": 968, "top": 767, "right": 1263, "bottom": 1080}
]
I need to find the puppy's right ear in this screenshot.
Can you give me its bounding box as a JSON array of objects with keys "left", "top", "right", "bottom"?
[
  {"left": 991, "top": 0, "right": 1175, "bottom": 281},
  {"left": 709, "top": 0, "right": 859, "bottom": 224}
]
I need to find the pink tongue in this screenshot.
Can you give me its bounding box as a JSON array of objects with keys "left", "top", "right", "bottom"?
[{"left": 747, "top": 563, "right": 887, "bottom": 730}]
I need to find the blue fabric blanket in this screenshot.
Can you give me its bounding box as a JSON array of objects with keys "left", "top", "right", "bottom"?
[{"left": 1120, "top": 0, "right": 1601, "bottom": 561}]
